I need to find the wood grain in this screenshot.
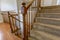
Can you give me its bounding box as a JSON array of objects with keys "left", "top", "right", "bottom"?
[{"left": 0, "top": 23, "right": 22, "bottom": 40}]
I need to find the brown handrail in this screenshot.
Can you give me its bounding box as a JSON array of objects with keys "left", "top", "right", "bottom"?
[
  {"left": 8, "top": 12, "right": 29, "bottom": 26},
  {"left": 10, "top": 14, "right": 18, "bottom": 16},
  {"left": 9, "top": 14, "right": 23, "bottom": 23}
]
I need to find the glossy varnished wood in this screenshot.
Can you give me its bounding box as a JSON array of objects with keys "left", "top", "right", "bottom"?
[{"left": 0, "top": 23, "right": 22, "bottom": 40}]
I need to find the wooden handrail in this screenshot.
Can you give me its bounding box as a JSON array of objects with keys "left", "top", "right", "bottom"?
[
  {"left": 10, "top": 14, "right": 18, "bottom": 16},
  {"left": 9, "top": 13, "right": 28, "bottom": 26},
  {"left": 9, "top": 15, "right": 23, "bottom": 23}
]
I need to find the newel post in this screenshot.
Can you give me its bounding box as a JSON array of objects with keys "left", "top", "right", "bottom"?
[{"left": 22, "top": 2, "right": 28, "bottom": 40}]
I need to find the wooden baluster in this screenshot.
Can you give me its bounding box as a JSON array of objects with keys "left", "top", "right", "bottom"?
[
  {"left": 18, "top": 20, "right": 20, "bottom": 28},
  {"left": 12, "top": 17, "right": 14, "bottom": 32},
  {"left": 28, "top": 8, "right": 31, "bottom": 37},
  {"left": 37, "top": 0, "right": 41, "bottom": 12},
  {"left": 15, "top": 16, "right": 18, "bottom": 30},
  {"left": 8, "top": 12, "right": 13, "bottom": 33}
]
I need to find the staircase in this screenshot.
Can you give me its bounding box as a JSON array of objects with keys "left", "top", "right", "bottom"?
[{"left": 29, "top": 6, "right": 60, "bottom": 40}]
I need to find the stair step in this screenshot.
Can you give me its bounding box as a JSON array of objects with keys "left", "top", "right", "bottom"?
[
  {"left": 33, "top": 23, "right": 60, "bottom": 30},
  {"left": 30, "top": 29, "right": 60, "bottom": 40},
  {"left": 40, "top": 10, "right": 60, "bottom": 13},
  {"left": 33, "top": 23, "right": 60, "bottom": 37},
  {"left": 37, "top": 13, "right": 60, "bottom": 18},
  {"left": 35, "top": 17, "right": 60, "bottom": 26},
  {"left": 40, "top": 8, "right": 60, "bottom": 13},
  {"left": 29, "top": 36, "right": 39, "bottom": 40},
  {"left": 30, "top": 29, "right": 47, "bottom": 40}
]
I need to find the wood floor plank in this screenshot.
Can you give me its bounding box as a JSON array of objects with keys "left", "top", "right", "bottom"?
[{"left": 0, "top": 23, "right": 22, "bottom": 40}]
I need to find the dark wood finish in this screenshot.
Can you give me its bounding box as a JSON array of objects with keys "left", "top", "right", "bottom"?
[
  {"left": 8, "top": 0, "right": 34, "bottom": 40},
  {"left": 8, "top": 12, "right": 13, "bottom": 33},
  {"left": 8, "top": 12, "right": 21, "bottom": 34},
  {"left": 22, "top": 0, "right": 34, "bottom": 40}
]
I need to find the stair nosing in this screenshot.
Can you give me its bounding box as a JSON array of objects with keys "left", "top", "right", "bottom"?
[
  {"left": 36, "top": 17, "right": 60, "bottom": 21},
  {"left": 38, "top": 13, "right": 60, "bottom": 14},
  {"left": 33, "top": 23, "right": 60, "bottom": 30},
  {"left": 31, "top": 29, "right": 60, "bottom": 40}
]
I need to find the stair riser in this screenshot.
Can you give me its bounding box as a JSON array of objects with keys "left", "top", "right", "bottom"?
[
  {"left": 36, "top": 13, "right": 60, "bottom": 18},
  {"left": 35, "top": 18, "right": 60, "bottom": 26},
  {"left": 40, "top": 10, "right": 60, "bottom": 13},
  {"left": 33, "top": 25, "right": 60, "bottom": 37},
  {"left": 40, "top": 8, "right": 60, "bottom": 13}
]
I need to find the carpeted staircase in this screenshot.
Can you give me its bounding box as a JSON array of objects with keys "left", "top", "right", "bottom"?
[{"left": 29, "top": 6, "right": 60, "bottom": 40}]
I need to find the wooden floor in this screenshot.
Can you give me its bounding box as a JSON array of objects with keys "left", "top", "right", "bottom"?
[{"left": 0, "top": 23, "right": 22, "bottom": 40}]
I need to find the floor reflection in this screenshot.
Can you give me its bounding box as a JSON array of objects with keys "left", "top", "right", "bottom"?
[{"left": 0, "top": 31, "right": 3, "bottom": 40}]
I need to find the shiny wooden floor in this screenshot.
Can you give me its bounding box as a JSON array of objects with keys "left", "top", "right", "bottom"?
[{"left": 0, "top": 23, "right": 22, "bottom": 40}]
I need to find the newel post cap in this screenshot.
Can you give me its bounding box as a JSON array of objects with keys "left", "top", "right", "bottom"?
[{"left": 22, "top": 2, "right": 26, "bottom": 6}]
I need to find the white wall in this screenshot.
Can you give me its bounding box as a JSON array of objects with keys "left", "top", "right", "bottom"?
[
  {"left": 0, "top": 0, "right": 18, "bottom": 23},
  {"left": 1, "top": 0, "right": 17, "bottom": 12},
  {"left": 41, "top": 0, "right": 57, "bottom": 6},
  {"left": 41, "top": 0, "right": 52, "bottom": 6},
  {"left": 52, "top": 0, "right": 57, "bottom": 5},
  {"left": 0, "top": 0, "right": 1, "bottom": 11},
  {"left": 57, "top": 0, "right": 60, "bottom": 5}
]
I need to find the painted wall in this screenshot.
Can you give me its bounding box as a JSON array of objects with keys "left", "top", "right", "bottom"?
[
  {"left": 1, "top": 0, "right": 17, "bottom": 12},
  {"left": 0, "top": 0, "right": 1, "bottom": 11},
  {"left": 41, "top": 0, "right": 57, "bottom": 6},
  {"left": 57, "top": 0, "right": 60, "bottom": 5},
  {"left": 52, "top": 0, "right": 57, "bottom": 5}
]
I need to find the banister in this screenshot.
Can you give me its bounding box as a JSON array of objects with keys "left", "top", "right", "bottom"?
[
  {"left": 8, "top": 0, "right": 35, "bottom": 40},
  {"left": 8, "top": 12, "right": 29, "bottom": 27},
  {"left": 9, "top": 15, "right": 23, "bottom": 23},
  {"left": 8, "top": 12, "right": 29, "bottom": 33},
  {"left": 10, "top": 14, "right": 18, "bottom": 16},
  {"left": 21, "top": 0, "right": 34, "bottom": 40}
]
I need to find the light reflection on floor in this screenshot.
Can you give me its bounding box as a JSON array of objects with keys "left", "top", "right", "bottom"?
[
  {"left": 0, "top": 31, "right": 3, "bottom": 40},
  {"left": 0, "top": 23, "right": 21, "bottom": 40}
]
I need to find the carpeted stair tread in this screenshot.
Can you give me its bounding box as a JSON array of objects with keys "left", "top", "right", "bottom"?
[
  {"left": 33, "top": 23, "right": 60, "bottom": 31},
  {"left": 35, "top": 17, "right": 60, "bottom": 26},
  {"left": 37, "top": 13, "right": 60, "bottom": 18},
  {"left": 33, "top": 23, "right": 60, "bottom": 37},
  {"left": 30, "top": 29, "right": 60, "bottom": 40}
]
